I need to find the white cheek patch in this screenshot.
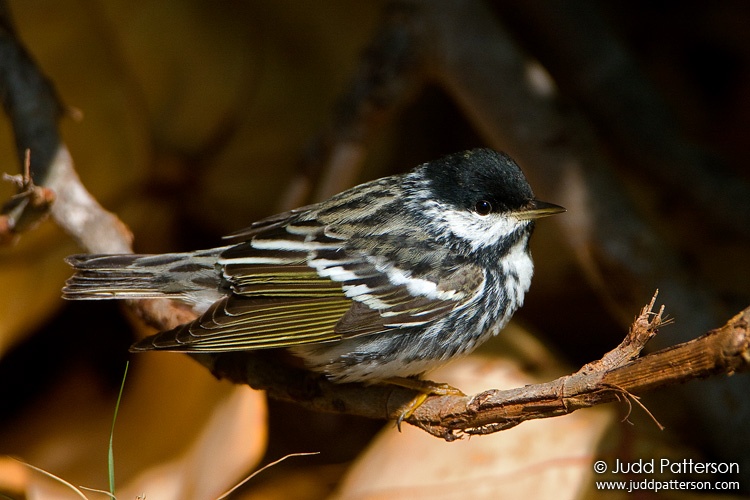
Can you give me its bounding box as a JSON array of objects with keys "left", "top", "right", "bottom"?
[
  {"left": 441, "top": 209, "right": 521, "bottom": 251},
  {"left": 503, "top": 237, "right": 534, "bottom": 298}
]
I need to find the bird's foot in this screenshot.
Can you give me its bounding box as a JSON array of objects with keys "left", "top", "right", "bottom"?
[{"left": 386, "top": 377, "right": 465, "bottom": 430}]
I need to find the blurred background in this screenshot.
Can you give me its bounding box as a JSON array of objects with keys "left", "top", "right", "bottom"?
[{"left": 0, "top": 1, "right": 748, "bottom": 498}]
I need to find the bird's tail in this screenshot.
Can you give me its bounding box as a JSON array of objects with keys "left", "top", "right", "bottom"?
[{"left": 62, "top": 250, "right": 224, "bottom": 304}]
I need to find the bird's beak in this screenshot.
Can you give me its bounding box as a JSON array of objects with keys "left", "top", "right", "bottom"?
[{"left": 514, "top": 200, "right": 566, "bottom": 220}]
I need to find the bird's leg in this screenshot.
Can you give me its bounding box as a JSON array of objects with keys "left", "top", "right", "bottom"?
[{"left": 385, "top": 377, "right": 465, "bottom": 429}]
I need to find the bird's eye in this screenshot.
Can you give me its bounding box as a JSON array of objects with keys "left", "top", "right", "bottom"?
[{"left": 474, "top": 200, "right": 492, "bottom": 216}]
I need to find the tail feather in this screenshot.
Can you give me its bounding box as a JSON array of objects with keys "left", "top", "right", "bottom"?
[{"left": 62, "top": 251, "right": 223, "bottom": 305}]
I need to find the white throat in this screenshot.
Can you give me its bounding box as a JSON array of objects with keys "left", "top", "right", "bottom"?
[{"left": 440, "top": 208, "right": 526, "bottom": 252}]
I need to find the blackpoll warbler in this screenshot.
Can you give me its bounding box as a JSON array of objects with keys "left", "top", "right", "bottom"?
[{"left": 64, "top": 149, "right": 563, "bottom": 391}]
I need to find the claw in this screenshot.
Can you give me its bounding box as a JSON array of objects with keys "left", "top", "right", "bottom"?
[
  {"left": 387, "top": 377, "right": 465, "bottom": 430},
  {"left": 396, "top": 393, "right": 428, "bottom": 431}
]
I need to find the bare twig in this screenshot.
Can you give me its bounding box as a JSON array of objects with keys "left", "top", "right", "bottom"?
[
  {"left": 0, "top": 0, "right": 207, "bottom": 355},
  {"left": 405, "top": 302, "right": 748, "bottom": 439},
  {"left": 216, "top": 452, "right": 319, "bottom": 500},
  {"left": 576, "top": 290, "right": 665, "bottom": 374},
  {"left": 14, "top": 458, "right": 90, "bottom": 500},
  {"left": 195, "top": 298, "right": 750, "bottom": 441},
  {"left": 0, "top": 4, "right": 63, "bottom": 240},
  {"left": 401, "top": 0, "right": 750, "bottom": 463},
  {"left": 1, "top": 149, "right": 56, "bottom": 243}
]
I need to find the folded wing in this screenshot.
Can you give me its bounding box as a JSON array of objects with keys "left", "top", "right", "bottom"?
[{"left": 132, "top": 210, "right": 484, "bottom": 352}]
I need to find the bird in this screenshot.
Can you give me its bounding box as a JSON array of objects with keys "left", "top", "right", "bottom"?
[{"left": 63, "top": 148, "right": 564, "bottom": 413}]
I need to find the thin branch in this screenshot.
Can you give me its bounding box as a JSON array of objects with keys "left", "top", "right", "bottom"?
[
  {"left": 216, "top": 452, "right": 320, "bottom": 500},
  {"left": 0, "top": 3, "right": 192, "bottom": 329},
  {"left": 0, "top": 3, "right": 63, "bottom": 240},
  {"left": 605, "top": 384, "right": 665, "bottom": 430},
  {"left": 1, "top": 149, "right": 56, "bottom": 243},
  {"left": 196, "top": 297, "right": 750, "bottom": 441},
  {"left": 408, "top": 302, "right": 748, "bottom": 439},
  {"left": 14, "top": 458, "right": 90, "bottom": 500},
  {"left": 576, "top": 291, "right": 665, "bottom": 374}
]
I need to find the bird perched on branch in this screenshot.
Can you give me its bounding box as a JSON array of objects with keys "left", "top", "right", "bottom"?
[{"left": 63, "top": 148, "right": 564, "bottom": 415}]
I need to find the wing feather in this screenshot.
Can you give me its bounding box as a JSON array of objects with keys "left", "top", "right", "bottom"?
[{"left": 132, "top": 199, "right": 486, "bottom": 353}]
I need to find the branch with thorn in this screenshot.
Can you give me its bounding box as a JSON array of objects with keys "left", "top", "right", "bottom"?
[{"left": 189, "top": 290, "right": 749, "bottom": 440}]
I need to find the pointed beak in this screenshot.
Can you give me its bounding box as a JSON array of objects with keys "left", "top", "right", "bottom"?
[{"left": 514, "top": 200, "right": 566, "bottom": 220}]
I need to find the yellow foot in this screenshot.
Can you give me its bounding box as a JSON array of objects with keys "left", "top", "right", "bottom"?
[{"left": 386, "top": 377, "right": 465, "bottom": 430}]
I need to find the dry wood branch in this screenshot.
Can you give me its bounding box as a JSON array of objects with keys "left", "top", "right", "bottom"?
[
  {"left": 196, "top": 296, "right": 750, "bottom": 441},
  {"left": 0, "top": 7, "right": 194, "bottom": 331},
  {"left": 403, "top": 0, "right": 750, "bottom": 456},
  {"left": 405, "top": 301, "right": 748, "bottom": 439},
  {"left": 39, "top": 147, "right": 191, "bottom": 331},
  {"left": 576, "top": 292, "right": 665, "bottom": 374},
  {"left": 1, "top": 149, "right": 55, "bottom": 243}
]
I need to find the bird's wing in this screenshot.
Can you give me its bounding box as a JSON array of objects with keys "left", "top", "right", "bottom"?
[{"left": 132, "top": 208, "right": 484, "bottom": 352}]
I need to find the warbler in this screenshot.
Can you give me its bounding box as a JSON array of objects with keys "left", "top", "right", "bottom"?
[{"left": 63, "top": 149, "right": 563, "bottom": 390}]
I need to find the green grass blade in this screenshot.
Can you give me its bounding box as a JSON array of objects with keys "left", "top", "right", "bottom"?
[{"left": 109, "top": 361, "right": 129, "bottom": 496}]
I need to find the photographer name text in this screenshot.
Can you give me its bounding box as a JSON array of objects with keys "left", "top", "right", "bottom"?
[{"left": 605, "top": 458, "right": 738, "bottom": 475}]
